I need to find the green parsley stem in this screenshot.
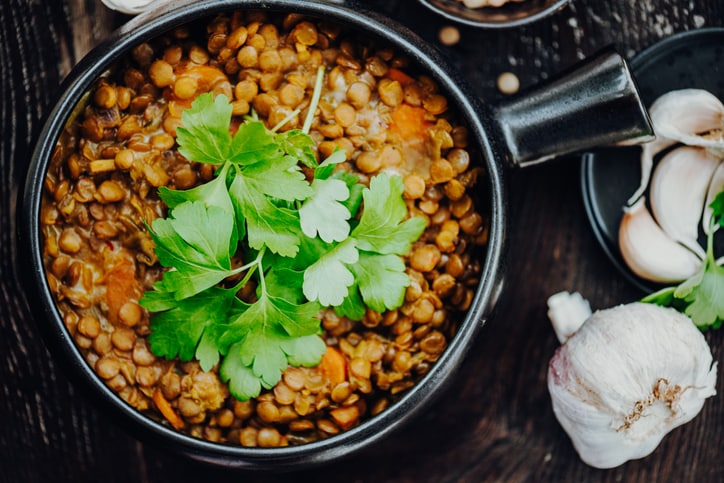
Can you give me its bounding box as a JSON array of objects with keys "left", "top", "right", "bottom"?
[
  {"left": 302, "top": 65, "right": 325, "bottom": 134},
  {"left": 229, "top": 246, "right": 267, "bottom": 291},
  {"left": 271, "top": 108, "right": 302, "bottom": 133}
]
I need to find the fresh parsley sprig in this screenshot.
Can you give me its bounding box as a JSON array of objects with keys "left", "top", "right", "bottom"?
[
  {"left": 643, "top": 190, "right": 724, "bottom": 329},
  {"left": 140, "top": 85, "right": 426, "bottom": 400}
]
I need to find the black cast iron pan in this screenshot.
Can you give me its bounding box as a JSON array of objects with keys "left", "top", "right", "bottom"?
[{"left": 19, "top": 0, "right": 653, "bottom": 469}]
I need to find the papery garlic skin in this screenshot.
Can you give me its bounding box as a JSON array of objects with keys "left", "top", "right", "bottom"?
[{"left": 548, "top": 303, "right": 717, "bottom": 469}]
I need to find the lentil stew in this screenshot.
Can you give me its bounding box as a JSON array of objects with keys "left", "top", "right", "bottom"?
[{"left": 39, "top": 9, "right": 489, "bottom": 448}]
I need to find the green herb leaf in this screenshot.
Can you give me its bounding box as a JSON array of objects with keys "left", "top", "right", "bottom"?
[
  {"left": 235, "top": 153, "right": 312, "bottom": 202},
  {"left": 144, "top": 285, "right": 239, "bottom": 362},
  {"left": 333, "top": 283, "right": 366, "bottom": 321},
  {"left": 674, "top": 258, "right": 724, "bottom": 328},
  {"left": 303, "top": 238, "right": 358, "bottom": 306},
  {"left": 276, "top": 129, "right": 318, "bottom": 168},
  {"left": 228, "top": 120, "right": 281, "bottom": 165},
  {"left": 353, "top": 173, "right": 427, "bottom": 254},
  {"left": 299, "top": 177, "right": 351, "bottom": 243},
  {"left": 642, "top": 190, "right": 724, "bottom": 330},
  {"left": 314, "top": 149, "right": 347, "bottom": 180},
  {"left": 219, "top": 345, "right": 262, "bottom": 401},
  {"left": 220, "top": 290, "right": 321, "bottom": 345},
  {"left": 176, "top": 93, "right": 234, "bottom": 165},
  {"left": 218, "top": 291, "right": 324, "bottom": 399},
  {"left": 352, "top": 251, "right": 410, "bottom": 313},
  {"left": 148, "top": 201, "right": 236, "bottom": 299},
  {"left": 158, "top": 162, "right": 233, "bottom": 212},
  {"left": 281, "top": 334, "right": 327, "bottom": 366},
  {"left": 228, "top": 173, "right": 302, "bottom": 257}
]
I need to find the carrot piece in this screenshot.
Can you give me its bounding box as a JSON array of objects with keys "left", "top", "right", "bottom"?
[
  {"left": 180, "top": 64, "right": 229, "bottom": 91},
  {"left": 105, "top": 257, "right": 138, "bottom": 324},
  {"left": 329, "top": 405, "right": 360, "bottom": 431},
  {"left": 319, "top": 346, "right": 347, "bottom": 385},
  {"left": 386, "top": 67, "right": 415, "bottom": 86},
  {"left": 152, "top": 388, "right": 185, "bottom": 430},
  {"left": 389, "top": 103, "right": 431, "bottom": 140}
]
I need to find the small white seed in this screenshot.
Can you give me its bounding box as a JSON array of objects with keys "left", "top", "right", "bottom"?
[
  {"left": 496, "top": 71, "right": 520, "bottom": 95},
  {"left": 438, "top": 26, "right": 460, "bottom": 46}
]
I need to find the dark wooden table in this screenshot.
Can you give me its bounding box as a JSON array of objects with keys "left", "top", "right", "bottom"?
[{"left": 2, "top": 0, "right": 723, "bottom": 481}]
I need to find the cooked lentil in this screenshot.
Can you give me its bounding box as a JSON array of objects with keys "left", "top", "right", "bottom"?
[{"left": 41, "top": 10, "right": 488, "bottom": 447}]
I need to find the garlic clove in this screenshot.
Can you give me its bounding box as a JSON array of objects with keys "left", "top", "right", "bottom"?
[
  {"left": 548, "top": 303, "right": 717, "bottom": 469},
  {"left": 100, "top": 0, "right": 160, "bottom": 14},
  {"left": 649, "top": 145, "right": 720, "bottom": 257},
  {"left": 703, "top": 161, "right": 724, "bottom": 234},
  {"left": 627, "top": 88, "right": 724, "bottom": 206},
  {"left": 648, "top": 88, "right": 724, "bottom": 151},
  {"left": 618, "top": 197, "right": 702, "bottom": 283}
]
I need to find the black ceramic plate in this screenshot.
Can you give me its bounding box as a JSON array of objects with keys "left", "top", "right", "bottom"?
[{"left": 581, "top": 27, "right": 724, "bottom": 294}]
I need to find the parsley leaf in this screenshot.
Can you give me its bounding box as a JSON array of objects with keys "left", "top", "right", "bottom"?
[
  {"left": 144, "top": 285, "right": 239, "bottom": 362},
  {"left": 228, "top": 120, "right": 281, "bottom": 165},
  {"left": 674, "top": 257, "right": 724, "bottom": 328},
  {"left": 643, "top": 190, "right": 724, "bottom": 329},
  {"left": 299, "top": 177, "right": 351, "bottom": 243},
  {"left": 275, "top": 129, "right": 318, "bottom": 169},
  {"left": 352, "top": 251, "right": 410, "bottom": 313},
  {"left": 314, "top": 149, "right": 347, "bottom": 180},
  {"left": 218, "top": 287, "right": 323, "bottom": 399},
  {"left": 303, "top": 238, "right": 358, "bottom": 306},
  {"left": 228, "top": 172, "right": 302, "bottom": 257},
  {"left": 353, "top": 173, "right": 427, "bottom": 255},
  {"left": 232, "top": 151, "right": 312, "bottom": 202},
  {"left": 158, "top": 162, "right": 234, "bottom": 212},
  {"left": 333, "top": 283, "right": 367, "bottom": 321},
  {"left": 147, "top": 201, "right": 237, "bottom": 299},
  {"left": 176, "top": 93, "right": 234, "bottom": 165}
]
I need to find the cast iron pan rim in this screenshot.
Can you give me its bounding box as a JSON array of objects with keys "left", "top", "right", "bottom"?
[
  {"left": 580, "top": 26, "right": 724, "bottom": 295},
  {"left": 21, "top": 0, "right": 506, "bottom": 467},
  {"left": 417, "top": 0, "right": 571, "bottom": 29}
]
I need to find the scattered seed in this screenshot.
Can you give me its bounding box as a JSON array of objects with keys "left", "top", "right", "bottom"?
[{"left": 496, "top": 71, "right": 520, "bottom": 95}]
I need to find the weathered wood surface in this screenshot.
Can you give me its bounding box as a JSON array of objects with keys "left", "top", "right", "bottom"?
[{"left": 1, "top": 0, "right": 723, "bottom": 481}]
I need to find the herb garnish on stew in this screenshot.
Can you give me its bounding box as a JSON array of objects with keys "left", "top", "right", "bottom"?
[{"left": 140, "top": 88, "right": 426, "bottom": 400}]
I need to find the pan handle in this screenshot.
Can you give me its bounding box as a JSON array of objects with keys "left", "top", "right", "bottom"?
[{"left": 491, "top": 48, "right": 654, "bottom": 168}]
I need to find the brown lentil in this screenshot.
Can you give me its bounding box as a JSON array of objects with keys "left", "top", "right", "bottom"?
[{"left": 40, "top": 10, "right": 488, "bottom": 449}]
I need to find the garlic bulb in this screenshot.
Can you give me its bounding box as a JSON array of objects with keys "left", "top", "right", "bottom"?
[{"left": 547, "top": 300, "right": 717, "bottom": 469}]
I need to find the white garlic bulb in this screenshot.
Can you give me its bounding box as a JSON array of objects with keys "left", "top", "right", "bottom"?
[{"left": 547, "top": 300, "right": 717, "bottom": 469}]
